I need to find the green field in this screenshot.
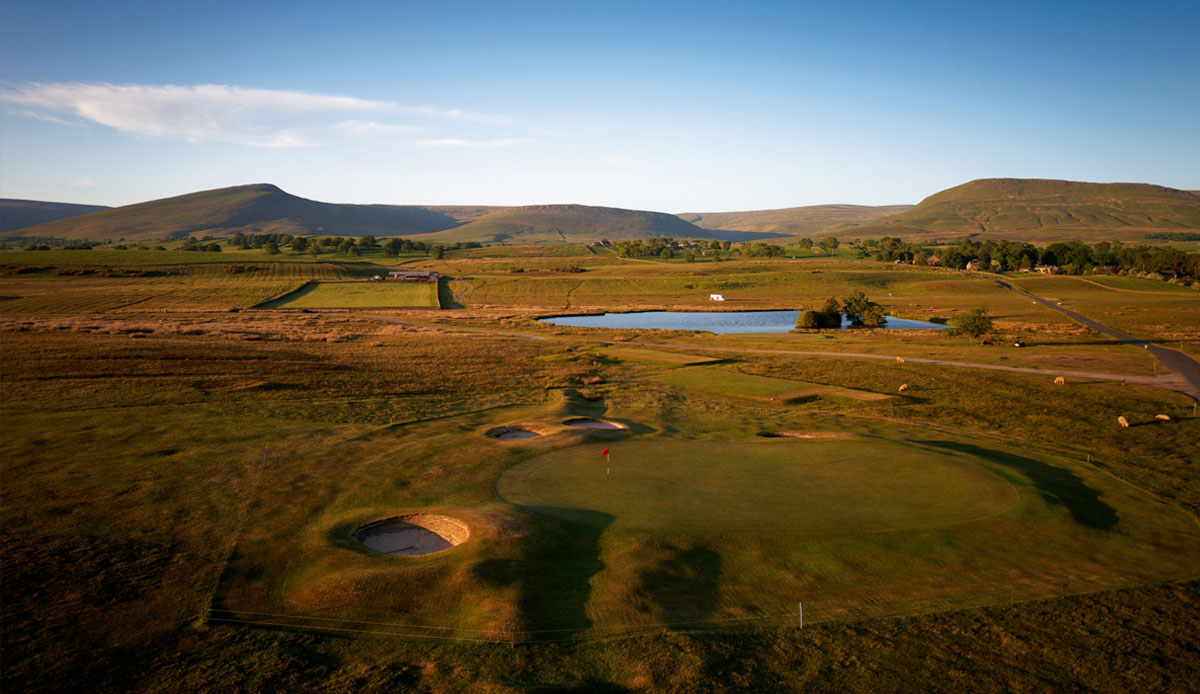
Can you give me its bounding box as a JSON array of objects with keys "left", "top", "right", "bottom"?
[{"left": 258, "top": 280, "right": 439, "bottom": 308}]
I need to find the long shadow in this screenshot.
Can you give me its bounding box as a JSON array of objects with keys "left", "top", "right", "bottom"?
[
  {"left": 474, "top": 507, "right": 612, "bottom": 640},
  {"left": 921, "top": 440, "right": 1118, "bottom": 530},
  {"left": 634, "top": 543, "right": 722, "bottom": 629}
]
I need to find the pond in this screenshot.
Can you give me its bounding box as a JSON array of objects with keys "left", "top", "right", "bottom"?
[{"left": 538, "top": 310, "right": 950, "bottom": 334}]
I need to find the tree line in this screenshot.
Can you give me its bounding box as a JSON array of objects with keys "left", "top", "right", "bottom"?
[{"left": 863, "top": 237, "right": 1200, "bottom": 281}]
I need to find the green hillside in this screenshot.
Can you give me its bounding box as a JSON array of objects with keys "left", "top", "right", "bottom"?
[
  {"left": 1, "top": 184, "right": 489, "bottom": 241},
  {"left": 845, "top": 178, "right": 1200, "bottom": 241},
  {"left": 678, "top": 204, "right": 911, "bottom": 237},
  {"left": 0, "top": 199, "right": 111, "bottom": 233},
  {"left": 414, "top": 204, "right": 781, "bottom": 244}
]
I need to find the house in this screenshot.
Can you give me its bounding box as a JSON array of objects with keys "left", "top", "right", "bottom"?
[
  {"left": 1034, "top": 264, "right": 1058, "bottom": 275},
  {"left": 709, "top": 294, "right": 726, "bottom": 301},
  {"left": 965, "top": 259, "right": 981, "bottom": 271},
  {"left": 387, "top": 270, "right": 439, "bottom": 282},
  {"left": 926, "top": 255, "right": 941, "bottom": 266}
]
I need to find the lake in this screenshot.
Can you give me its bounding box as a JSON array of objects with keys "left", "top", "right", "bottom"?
[{"left": 539, "top": 310, "right": 951, "bottom": 334}]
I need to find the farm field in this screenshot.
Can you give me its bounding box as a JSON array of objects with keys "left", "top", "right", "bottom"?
[
  {"left": 2, "top": 250, "right": 1199, "bottom": 692},
  {"left": 259, "top": 280, "right": 440, "bottom": 308},
  {"left": 1003, "top": 274, "right": 1200, "bottom": 356}
]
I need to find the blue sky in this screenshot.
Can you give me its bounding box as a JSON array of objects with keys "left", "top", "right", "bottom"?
[{"left": 1, "top": 0, "right": 1197, "bottom": 210}]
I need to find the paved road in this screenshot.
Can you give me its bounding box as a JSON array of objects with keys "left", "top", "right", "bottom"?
[{"left": 992, "top": 277, "right": 1200, "bottom": 401}]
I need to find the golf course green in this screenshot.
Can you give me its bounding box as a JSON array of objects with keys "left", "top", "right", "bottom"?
[{"left": 498, "top": 439, "right": 1018, "bottom": 534}]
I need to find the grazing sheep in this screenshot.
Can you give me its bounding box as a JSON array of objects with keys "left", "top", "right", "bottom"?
[
  {"left": 1156, "top": 414, "right": 1171, "bottom": 421},
  {"left": 1054, "top": 376, "right": 1065, "bottom": 385},
  {"left": 1118, "top": 416, "right": 1130, "bottom": 428},
  {"left": 895, "top": 357, "right": 905, "bottom": 364},
  {"left": 898, "top": 384, "right": 910, "bottom": 392}
]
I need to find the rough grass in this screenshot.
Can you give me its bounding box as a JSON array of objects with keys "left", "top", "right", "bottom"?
[
  {"left": 652, "top": 367, "right": 892, "bottom": 402},
  {"left": 2, "top": 255, "right": 1199, "bottom": 692}
]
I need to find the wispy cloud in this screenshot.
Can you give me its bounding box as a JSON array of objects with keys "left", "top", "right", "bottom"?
[
  {"left": 1, "top": 82, "right": 511, "bottom": 147},
  {"left": 416, "top": 137, "right": 535, "bottom": 148},
  {"left": 334, "top": 119, "right": 427, "bottom": 137}
]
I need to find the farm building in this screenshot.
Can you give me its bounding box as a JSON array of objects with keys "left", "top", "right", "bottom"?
[
  {"left": 926, "top": 255, "right": 942, "bottom": 266},
  {"left": 1034, "top": 264, "right": 1059, "bottom": 275},
  {"left": 965, "top": 259, "right": 981, "bottom": 270},
  {"left": 387, "top": 270, "right": 439, "bottom": 283}
]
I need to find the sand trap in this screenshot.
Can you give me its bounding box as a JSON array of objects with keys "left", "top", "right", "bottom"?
[
  {"left": 563, "top": 417, "right": 626, "bottom": 430},
  {"left": 488, "top": 425, "right": 541, "bottom": 440},
  {"left": 352, "top": 514, "right": 469, "bottom": 556}
]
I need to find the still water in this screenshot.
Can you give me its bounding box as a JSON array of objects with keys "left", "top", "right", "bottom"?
[{"left": 539, "top": 310, "right": 950, "bottom": 334}]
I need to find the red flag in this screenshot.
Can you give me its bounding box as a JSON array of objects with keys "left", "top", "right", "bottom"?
[{"left": 601, "top": 448, "right": 610, "bottom": 457}]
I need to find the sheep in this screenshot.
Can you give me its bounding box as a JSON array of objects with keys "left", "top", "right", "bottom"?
[
  {"left": 895, "top": 357, "right": 905, "bottom": 364},
  {"left": 1156, "top": 414, "right": 1171, "bottom": 421},
  {"left": 1118, "top": 416, "right": 1130, "bottom": 428},
  {"left": 898, "top": 384, "right": 910, "bottom": 392},
  {"left": 1054, "top": 376, "right": 1065, "bottom": 385}
]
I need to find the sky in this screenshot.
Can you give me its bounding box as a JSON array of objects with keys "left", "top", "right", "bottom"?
[{"left": 1, "top": 0, "right": 1197, "bottom": 211}]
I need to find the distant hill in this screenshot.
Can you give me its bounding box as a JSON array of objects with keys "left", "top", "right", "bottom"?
[
  {"left": 1, "top": 199, "right": 111, "bottom": 233},
  {"left": 375, "top": 204, "right": 782, "bottom": 244},
  {"left": 678, "top": 204, "right": 911, "bottom": 237},
  {"left": 1, "top": 186, "right": 774, "bottom": 244},
  {"left": 844, "top": 178, "right": 1200, "bottom": 241},
  {"left": 1, "top": 184, "right": 492, "bottom": 241}
]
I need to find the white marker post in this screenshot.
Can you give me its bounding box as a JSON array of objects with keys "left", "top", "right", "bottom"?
[{"left": 798, "top": 601, "right": 803, "bottom": 629}]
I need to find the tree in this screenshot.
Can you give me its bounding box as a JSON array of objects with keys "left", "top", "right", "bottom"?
[
  {"left": 820, "top": 236, "right": 840, "bottom": 252},
  {"left": 841, "top": 290, "right": 880, "bottom": 326},
  {"left": 358, "top": 235, "right": 378, "bottom": 249},
  {"left": 797, "top": 238, "right": 814, "bottom": 251},
  {"left": 796, "top": 310, "right": 823, "bottom": 329},
  {"left": 952, "top": 308, "right": 994, "bottom": 344},
  {"left": 721, "top": 240, "right": 732, "bottom": 251},
  {"left": 290, "top": 236, "right": 309, "bottom": 253},
  {"left": 265, "top": 241, "right": 279, "bottom": 255},
  {"left": 659, "top": 248, "right": 674, "bottom": 260},
  {"left": 432, "top": 244, "right": 445, "bottom": 259},
  {"left": 797, "top": 298, "right": 844, "bottom": 329},
  {"left": 684, "top": 251, "right": 697, "bottom": 263},
  {"left": 384, "top": 238, "right": 403, "bottom": 257}
]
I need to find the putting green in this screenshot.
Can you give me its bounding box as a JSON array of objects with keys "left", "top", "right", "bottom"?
[{"left": 498, "top": 439, "right": 1019, "bottom": 534}]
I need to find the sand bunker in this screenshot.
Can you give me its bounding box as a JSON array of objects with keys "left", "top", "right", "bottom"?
[
  {"left": 489, "top": 425, "right": 541, "bottom": 440},
  {"left": 352, "top": 514, "right": 469, "bottom": 556},
  {"left": 563, "top": 417, "right": 625, "bottom": 430}
]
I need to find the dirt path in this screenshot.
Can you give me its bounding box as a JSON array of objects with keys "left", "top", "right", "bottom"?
[
  {"left": 362, "top": 313, "right": 1193, "bottom": 397},
  {"left": 1060, "top": 275, "right": 1191, "bottom": 296},
  {"left": 616, "top": 340, "right": 1191, "bottom": 393},
  {"left": 452, "top": 280, "right": 474, "bottom": 306}
]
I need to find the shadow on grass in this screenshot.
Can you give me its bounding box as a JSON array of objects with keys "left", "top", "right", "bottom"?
[
  {"left": 474, "top": 508, "right": 612, "bottom": 640},
  {"left": 922, "top": 440, "right": 1118, "bottom": 530},
  {"left": 635, "top": 544, "right": 722, "bottom": 629}
]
